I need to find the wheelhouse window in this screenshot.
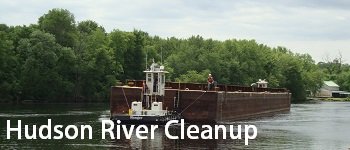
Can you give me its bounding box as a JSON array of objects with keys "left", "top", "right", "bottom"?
[{"left": 147, "top": 73, "right": 151, "bottom": 82}]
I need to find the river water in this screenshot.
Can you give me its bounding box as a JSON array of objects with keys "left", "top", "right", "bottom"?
[{"left": 0, "top": 102, "right": 349, "bottom": 150}]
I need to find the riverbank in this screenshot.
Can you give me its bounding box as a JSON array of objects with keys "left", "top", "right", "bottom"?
[
  {"left": 303, "top": 97, "right": 350, "bottom": 103},
  {"left": 320, "top": 97, "right": 350, "bottom": 102}
]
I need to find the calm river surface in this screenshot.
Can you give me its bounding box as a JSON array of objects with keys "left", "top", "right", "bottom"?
[{"left": 0, "top": 102, "right": 349, "bottom": 150}]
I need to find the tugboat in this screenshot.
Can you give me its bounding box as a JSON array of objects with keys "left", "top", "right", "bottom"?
[{"left": 110, "top": 62, "right": 182, "bottom": 125}]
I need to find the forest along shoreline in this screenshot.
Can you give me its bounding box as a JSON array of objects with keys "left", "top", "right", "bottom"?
[{"left": 2, "top": 8, "right": 350, "bottom": 104}]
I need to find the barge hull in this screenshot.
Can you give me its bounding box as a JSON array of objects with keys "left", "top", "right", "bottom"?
[{"left": 110, "top": 83, "right": 291, "bottom": 123}]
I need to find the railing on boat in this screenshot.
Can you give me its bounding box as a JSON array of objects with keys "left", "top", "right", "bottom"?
[{"left": 125, "top": 80, "right": 288, "bottom": 93}]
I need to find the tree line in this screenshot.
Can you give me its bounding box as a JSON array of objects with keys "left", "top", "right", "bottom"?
[{"left": 1, "top": 8, "right": 348, "bottom": 103}]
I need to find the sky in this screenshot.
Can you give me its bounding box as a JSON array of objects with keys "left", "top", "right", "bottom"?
[{"left": 1, "top": 0, "right": 349, "bottom": 63}]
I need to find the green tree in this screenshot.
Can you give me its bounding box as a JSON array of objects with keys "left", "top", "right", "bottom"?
[
  {"left": 0, "top": 25, "right": 19, "bottom": 101},
  {"left": 19, "top": 30, "right": 66, "bottom": 100},
  {"left": 175, "top": 69, "right": 211, "bottom": 83},
  {"left": 77, "top": 20, "right": 105, "bottom": 34},
  {"left": 337, "top": 71, "right": 350, "bottom": 91},
  {"left": 108, "top": 30, "right": 145, "bottom": 81},
  {"left": 38, "top": 8, "right": 77, "bottom": 47},
  {"left": 127, "top": 30, "right": 146, "bottom": 80},
  {"left": 74, "top": 24, "right": 118, "bottom": 101}
]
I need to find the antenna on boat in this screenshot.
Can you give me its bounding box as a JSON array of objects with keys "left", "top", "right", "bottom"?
[
  {"left": 161, "top": 47, "right": 163, "bottom": 65},
  {"left": 145, "top": 49, "right": 148, "bottom": 70}
]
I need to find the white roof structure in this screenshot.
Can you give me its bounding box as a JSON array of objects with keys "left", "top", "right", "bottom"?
[{"left": 324, "top": 81, "right": 339, "bottom": 87}]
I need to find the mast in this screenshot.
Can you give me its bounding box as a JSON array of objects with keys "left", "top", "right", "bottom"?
[
  {"left": 161, "top": 47, "right": 163, "bottom": 65},
  {"left": 145, "top": 50, "right": 148, "bottom": 70}
]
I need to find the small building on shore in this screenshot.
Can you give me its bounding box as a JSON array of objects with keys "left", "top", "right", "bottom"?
[{"left": 316, "top": 81, "right": 350, "bottom": 98}]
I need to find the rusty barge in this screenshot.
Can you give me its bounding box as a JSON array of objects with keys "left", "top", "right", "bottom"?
[{"left": 110, "top": 63, "right": 291, "bottom": 124}]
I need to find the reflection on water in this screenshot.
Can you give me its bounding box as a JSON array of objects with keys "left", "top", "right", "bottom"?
[{"left": 0, "top": 102, "right": 349, "bottom": 149}]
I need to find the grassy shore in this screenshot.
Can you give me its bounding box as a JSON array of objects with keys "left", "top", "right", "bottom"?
[{"left": 320, "top": 97, "right": 350, "bottom": 102}]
